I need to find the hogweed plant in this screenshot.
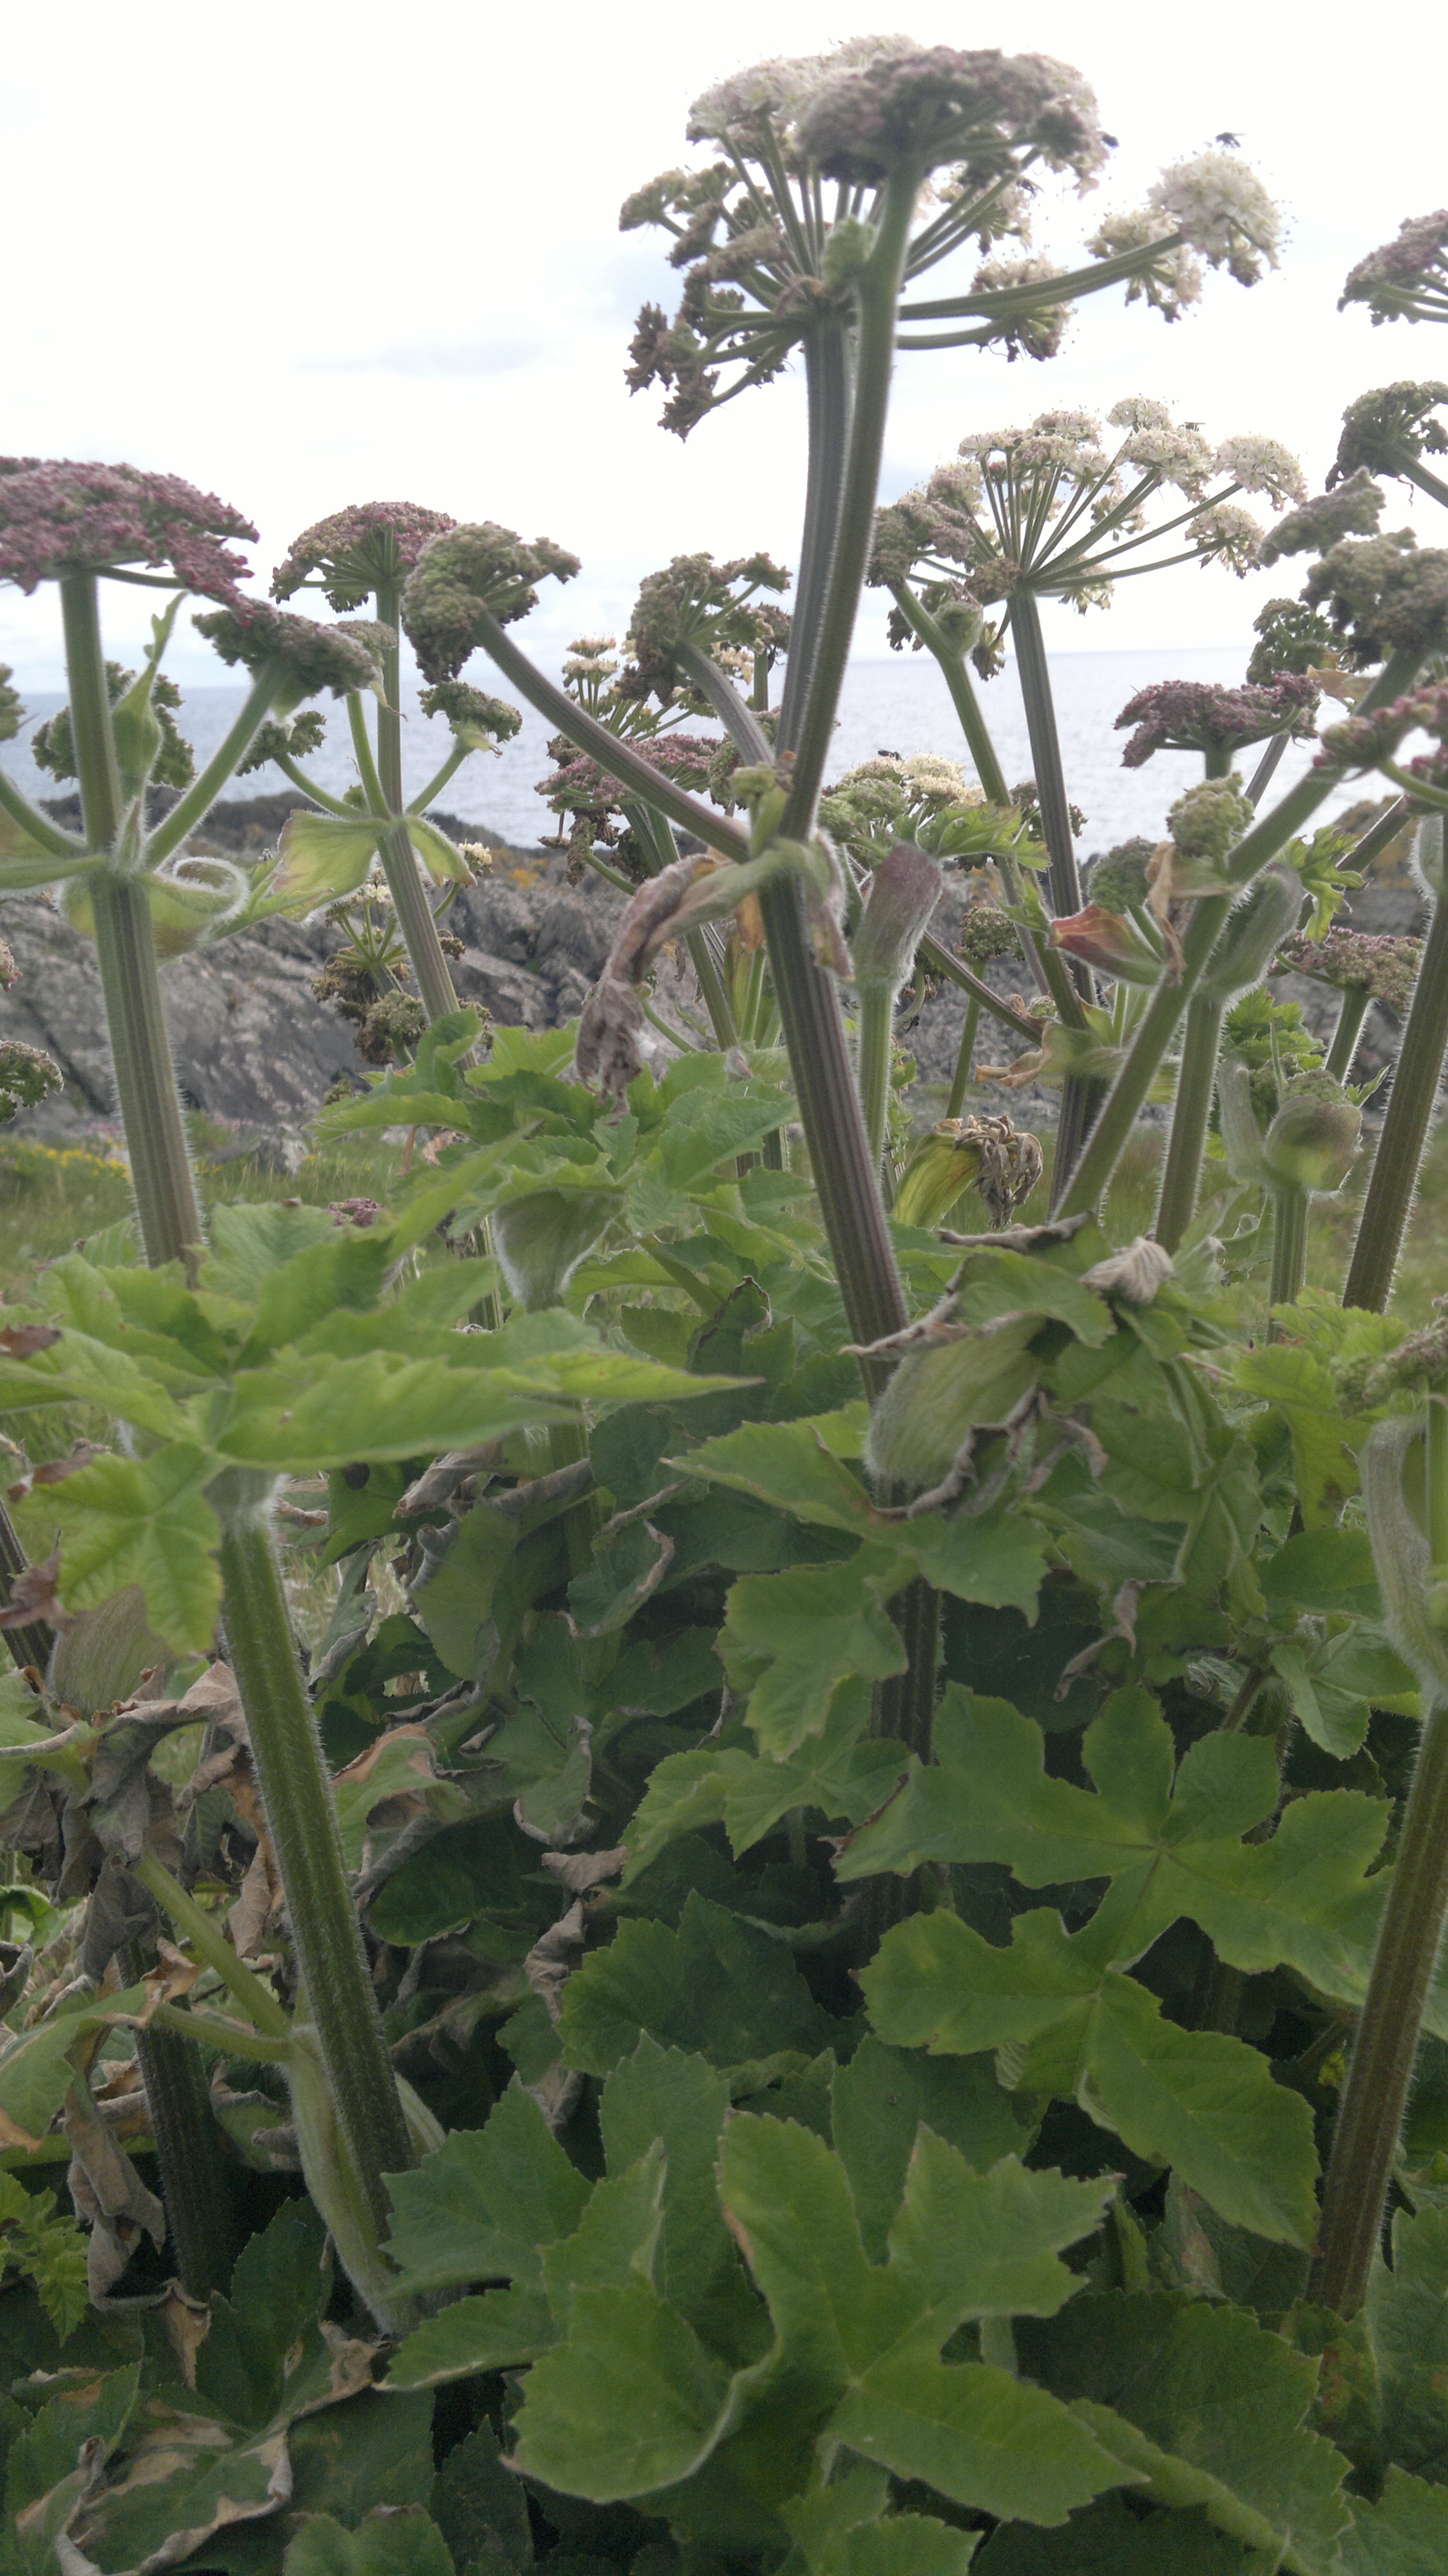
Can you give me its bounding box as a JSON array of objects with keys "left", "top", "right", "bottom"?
[{"left": 8, "top": 37, "right": 1448, "bottom": 2575}]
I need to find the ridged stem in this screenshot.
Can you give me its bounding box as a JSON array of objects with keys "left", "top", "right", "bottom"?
[
  {"left": 1342, "top": 884, "right": 1448, "bottom": 1312},
  {"left": 777, "top": 328, "right": 852, "bottom": 757},
  {"left": 946, "top": 999, "right": 980, "bottom": 1119},
  {"left": 1008, "top": 591, "right": 1096, "bottom": 1202},
  {"left": 1311, "top": 1696, "right": 1448, "bottom": 2312},
  {"left": 1325, "top": 986, "right": 1372, "bottom": 1084},
  {"left": 1154, "top": 995, "right": 1224, "bottom": 1253},
  {"left": 128, "top": 1976, "right": 234, "bottom": 2296},
  {"left": 216, "top": 1504, "right": 414, "bottom": 2230},
  {"left": 1268, "top": 1183, "right": 1310, "bottom": 1321},
  {"left": 370, "top": 582, "right": 461, "bottom": 1027},
  {"left": 0, "top": 1501, "right": 53, "bottom": 1675},
  {"left": 857, "top": 983, "right": 896, "bottom": 1175}
]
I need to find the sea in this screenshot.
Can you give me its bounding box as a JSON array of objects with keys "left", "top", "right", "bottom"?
[{"left": 0, "top": 646, "right": 1364, "bottom": 859}]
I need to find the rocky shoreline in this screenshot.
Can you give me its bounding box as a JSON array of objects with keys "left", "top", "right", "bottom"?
[{"left": 0, "top": 792, "right": 1429, "bottom": 1155}]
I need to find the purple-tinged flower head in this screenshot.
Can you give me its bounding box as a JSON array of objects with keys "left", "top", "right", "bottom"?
[
  {"left": 0, "top": 665, "right": 21, "bottom": 743},
  {"left": 0, "top": 460, "right": 255, "bottom": 601},
  {"left": 401, "top": 524, "right": 580, "bottom": 684},
  {"left": 870, "top": 463, "right": 986, "bottom": 589},
  {"left": 1246, "top": 597, "right": 1337, "bottom": 682},
  {"left": 1273, "top": 926, "right": 1423, "bottom": 1012},
  {"left": 1315, "top": 694, "right": 1424, "bottom": 775},
  {"left": 793, "top": 46, "right": 1107, "bottom": 187},
  {"left": 236, "top": 707, "right": 327, "bottom": 778},
  {"left": 1115, "top": 676, "right": 1319, "bottom": 769},
  {"left": 271, "top": 501, "right": 457, "bottom": 612},
  {"left": 418, "top": 681, "right": 523, "bottom": 748},
  {"left": 0, "top": 1039, "right": 62, "bottom": 1120},
  {"left": 1331, "top": 382, "right": 1448, "bottom": 488},
  {"left": 194, "top": 601, "right": 387, "bottom": 701},
  {"left": 1340, "top": 210, "right": 1448, "bottom": 326},
  {"left": 1146, "top": 151, "right": 1282, "bottom": 285},
  {"left": 1258, "top": 469, "right": 1386, "bottom": 567},
  {"left": 1085, "top": 210, "right": 1202, "bottom": 322},
  {"left": 1302, "top": 535, "right": 1448, "bottom": 669},
  {"left": 540, "top": 730, "right": 734, "bottom": 824},
  {"left": 624, "top": 551, "right": 792, "bottom": 703}
]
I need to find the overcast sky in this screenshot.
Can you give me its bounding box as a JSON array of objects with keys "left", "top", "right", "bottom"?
[{"left": 5, "top": 1, "right": 1447, "bottom": 685}]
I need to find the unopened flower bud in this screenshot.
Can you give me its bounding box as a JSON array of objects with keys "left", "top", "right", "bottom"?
[
  {"left": 1050, "top": 903, "right": 1161, "bottom": 984},
  {"left": 851, "top": 842, "right": 943, "bottom": 994},
  {"left": 1199, "top": 866, "right": 1302, "bottom": 1001},
  {"left": 865, "top": 1317, "right": 1042, "bottom": 1492},
  {"left": 1263, "top": 1079, "right": 1362, "bottom": 1193},
  {"left": 491, "top": 1186, "right": 622, "bottom": 1311}
]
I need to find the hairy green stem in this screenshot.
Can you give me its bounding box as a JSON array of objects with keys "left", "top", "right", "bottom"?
[
  {"left": 216, "top": 1502, "right": 414, "bottom": 2228},
  {"left": 0, "top": 1501, "right": 53, "bottom": 1675},
  {"left": 1343, "top": 884, "right": 1448, "bottom": 1311},
  {"left": 1059, "top": 654, "right": 1422, "bottom": 1219},
  {"left": 148, "top": 668, "right": 281, "bottom": 866},
  {"left": 60, "top": 576, "right": 205, "bottom": 1269},
  {"left": 1325, "top": 986, "right": 1371, "bottom": 1084},
  {"left": 777, "top": 328, "right": 852, "bottom": 757},
  {"left": 781, "top": 167, "right": 919, "bottom": 838},
  {"left": 1007, "top": 591, "right": 1098, "bottom": 1201},
  {"left": 861, "top": 1575, "right": 940, "bottom": 1944},
  {"left": 275, "top": 753, "right": 355, "bottom": 818},
  {"left": 135, "top": 1849, "right": 291, "bottom": 2037},
  {"left": 946, "top": 999, "right": 980, "bottom": 1119},
  {"left": 0, "top": 766, "right": 85, "bottom": 861},
  {"left": 1154, "top": 995, "right": 1224, "bottom": 1253},
  {"left": 1312, "top": 1695, "right": 1448, "bottom": 2311},
  {"left": 128, "top": 1977, "right": 234, "bottom": 2295},
  {"left": 857, "top": 984, "right": 896, "bottom": 1175},
  {"left": 372, "top": 580, "right": 462, "bottom": 1025},
  {"left": 1268, "top": 1184, "right": 1310, "bottom": 1320}
]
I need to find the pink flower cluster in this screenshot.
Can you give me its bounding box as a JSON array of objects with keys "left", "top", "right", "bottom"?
[{"left": 0, "top": 459, "right": 255, "bottom": 600}]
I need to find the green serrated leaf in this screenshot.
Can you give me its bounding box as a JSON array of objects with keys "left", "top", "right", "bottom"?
[
  {"left": 864, "top": 1909, "right": 1319, "bottom": 2244},
  {"left": 557, "top": 1892, "right": 839, "bottom": 2076},
  {"left": 508, "top": 2278, "right": 731, "bottom": 2501},
  {"left": 719, "top": 1560, "right": 906, "bottom": 1756},
  {"left": 1337, "top": 2468, "right": 1448, "bottom": 2575},
  {"left": 385, "top": 2285, "right": 557, "bottom": 2391},
  {"left": 1367, "top": 2205, "right": 1448, "bottom": 2484},
  {"left": 1018, "top": 2293, "right": 1350, "bottom": 2574},
  {"left": 383, "top": 2086, "right": 590, "bottom": 2296},
  {"left": 49, "top": 1443, "right": 222, "bottom": 1652},
  {"left": 281, "top": 2505, "right": 457, "bottom": 2575}
]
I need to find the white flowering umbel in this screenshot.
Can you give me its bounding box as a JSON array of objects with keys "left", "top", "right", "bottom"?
[{"left": 871, "top": 398, "right": 1306, "bottom": 622}]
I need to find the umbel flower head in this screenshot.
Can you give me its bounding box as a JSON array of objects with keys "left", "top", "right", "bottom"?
[
  {"left": 194, "top": 603, "right": 388, "bottom": 702},
  {"left": 417, "top": 681, "right": 522, "bottom": 750},
  {"left": 401, "top": 524, "right": 580, "bottom": 683},
  {"left": 1300, "top": 533, "right": 1448, "bottom": 670},
  {"left": 1319, "top": 679, "right": 1448, "bottom": 802},
  {"left": 236, "top": 708, "right": 327, "bottom": 778},
  {"left": 271, "top": 501, "right": 458, "bottom": 612},
  {"left": 1331, "top": 382, "right": 1448, "bottom": 486},
  {"left": 624, "top": 552, "right": 791, "bottom": 702},
  {"left": 791, "top": 46, "right": 1109, "bottom": 187},
  {"left": 1114, "top": 674, "right": 1318, "bottom": 768},
  {"left": 1258, "top": 468, "right": 1387, "bottom": 567},
  {"left": 1341, "top": 209, "right": 1448, "bottom": 327},
  {"left": 871, "top": 400, "right": 1302, "bottom": 622},
  {"left": 1272, "top": 925, "right": 1422, "bottom": 1014},
  {"left": 32, "top": 660, "right": 194, "bottom": 791},
  {"left": 0, "top": 460, "right": 256, "bottom": 602}
]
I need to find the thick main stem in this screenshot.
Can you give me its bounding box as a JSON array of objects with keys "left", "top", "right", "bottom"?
[
  {"left": 371, "top": 583, "right": 461, "bottom": 1026},
  {"left": 1342, "top": 884, "right": 1448, "bottom": 1312},
  {"left": 216, "top": 1508, "right": 414, "bottom": 2229},
  {"left": 1008, "top": 591, "right": 1097, "bottom": 1202},
  {"left": 1268, "top": 1184, "right": 1310, "bottom": 1320},
  {"left": 1154, "top": 996, "right": 1224, "bottom": 1254},
  {"left": 1312, "top": 1696, "right": 1448, "bottom": 2312},
  {"left": 777, "top": 330, "right": 851, "bottom": 758},
  {"left": 0, "top": 1501, "right": 53, "bottom": 1675},
  {"left": 60, "top": 574, "right": 205, "bottom": 1271}
]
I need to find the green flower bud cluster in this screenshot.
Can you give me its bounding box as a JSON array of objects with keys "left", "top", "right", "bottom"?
[
  {"left": 32, "top": 659, "right": 193, "bottom": 791},
  {"left": 1168, "top": 775, "right": 1253, "bottom": 863},
  {"left": 401, "top": 524, "right": 580, "bottom": 684},
  {"left": 418, "top": 681, "right": 522, "bottom": 750},
  {"left": 236, "top": 708, "right": 327, "bottom": 779},
  {"left": 1087, "top": 839, "right": 1156, "bottom": 911},
  {"left": 954, "top": 902, "right": 1020, "bottom": 966},
  {"left": 0, "top": 1038, "right": 62, "bottom": 1120}
]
